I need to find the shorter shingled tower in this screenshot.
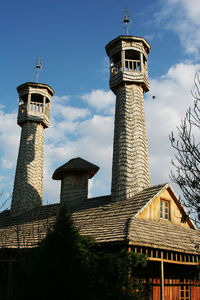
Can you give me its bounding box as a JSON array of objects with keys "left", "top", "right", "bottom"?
[
  {"left": 105, "top": 35, "right": 151, "bottom": 201},
  {"left": 52, "top": 157, "right": 99, "bottom": 209},
  {"left": 11, "top": 82, "right": 54, "bottom": 216}
]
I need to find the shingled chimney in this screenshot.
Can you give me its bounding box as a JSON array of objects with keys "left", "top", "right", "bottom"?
[
  {"left": 52, "top": 157, "right": 99, "bottom": 210},
  {"left": 11, "top": 82, "right": 54, "bottom": 216},
  {"left": 105, "top": 35, "right": 151, "bottom": 201}
]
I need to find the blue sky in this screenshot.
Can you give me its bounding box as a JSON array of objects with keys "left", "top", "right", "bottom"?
[{"left": 0, "top": 0, "right": 200, "bottom": 208}]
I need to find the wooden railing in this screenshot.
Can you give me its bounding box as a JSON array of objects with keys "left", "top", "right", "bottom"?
[
  {"left": 125, "top": 59, "right": 141, "bottom": 71},
  {"left": 30, "top": 102, "right": 43, "bottom": 113},
  {"left": 19, "top": 102, "right": 49, "bottom": 118},
  {"left": 110, "top": 59, "right": 142, "bottom": 76},
  {"left": 130, "top": 245, "right": 200, "bottom": 265}
]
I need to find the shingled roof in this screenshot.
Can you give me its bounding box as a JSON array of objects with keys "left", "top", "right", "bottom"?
[
  {"left": 0, "top": 183, "right": 199, "bottom": 254},
  {"left": 52, "top": 157, "right": 99, "bottom": 180},
  {"left": 128, "top": 218, "right": 200, "bottom": 254}
]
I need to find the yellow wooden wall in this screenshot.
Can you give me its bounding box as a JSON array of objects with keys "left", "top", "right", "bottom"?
[{"left": 137, "top": 189, "right": 190, "bottom": 228}]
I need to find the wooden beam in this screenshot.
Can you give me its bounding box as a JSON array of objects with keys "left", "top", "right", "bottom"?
[
  {"left": 148, "top": 257, "right": 198, "bottom": 266},
  {"left": 160, "top": 252, "right": 164, "bottom": 300},
  {"left": 151, "top": 249, "right": 153, "bottom": 258}
]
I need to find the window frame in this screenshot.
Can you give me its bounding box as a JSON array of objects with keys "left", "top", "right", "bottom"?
[
  {"left": 160, "top": 199, "right": 170, "bottom": 220},
  {"left": 179, "top": 279, "right": 190, "bottom": 300}
]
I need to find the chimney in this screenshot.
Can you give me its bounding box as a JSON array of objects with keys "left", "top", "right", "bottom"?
[
  {"left": 52, "top": 157, "right": 99, "bottom": 210},
  {"left": 105, "top": 35, "right": 151, "bottom": 201}
]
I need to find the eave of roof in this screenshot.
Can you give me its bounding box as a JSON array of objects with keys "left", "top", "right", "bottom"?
[{"left": 105, "top": 35, "right": 151, "bottom": 55}]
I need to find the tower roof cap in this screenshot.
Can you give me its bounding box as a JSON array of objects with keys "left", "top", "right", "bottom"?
[
  {"left": 105, "top": 35, "right": 151, "bottom": 56},
  {"left": 52, "top": 157, "right": 99, "bottom": 180},
  {"left": 17, "top": 82, "right": 54, "bottom": 96}
]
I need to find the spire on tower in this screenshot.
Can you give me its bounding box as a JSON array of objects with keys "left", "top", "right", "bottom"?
[
  {"left": 34, "top": 57, "right": 42, "bottom": 82},
  {"left": 122, "top": 8, "right": 132, "bottom": 35}
]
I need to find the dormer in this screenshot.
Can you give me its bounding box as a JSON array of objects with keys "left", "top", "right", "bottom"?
[{"left": 136, "top": 184, "right": 195, "bottom": 229}]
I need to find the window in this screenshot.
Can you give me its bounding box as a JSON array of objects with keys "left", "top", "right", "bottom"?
[
  {"left": 180, "top": 280, "right": 190, "bottom": 300},
  {"left": 160, "top": 200, "right": 169, "bottom": 219}
]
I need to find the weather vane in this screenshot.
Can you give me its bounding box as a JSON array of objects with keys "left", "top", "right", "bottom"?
[
  {"left": 34, "top": 57, "right": 42, "bottom": 83},
  {"left": 122, "top": 8, "right": 132, "bottom": 35}
]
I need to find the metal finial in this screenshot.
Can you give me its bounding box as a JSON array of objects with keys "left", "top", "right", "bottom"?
[
  {"left": 34, "top": 57, "right": 42, "bottom": 83},
  {"left": 122, "top": 8, "right": 132, "bottom": 35}
]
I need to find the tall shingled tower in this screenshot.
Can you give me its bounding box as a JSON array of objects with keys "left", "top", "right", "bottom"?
[
  {"left": 106, "top": 32, "right": 151, "bottom": 202},
  {"left": 11, "top": 82, "right": 54, "bottom": 216}
]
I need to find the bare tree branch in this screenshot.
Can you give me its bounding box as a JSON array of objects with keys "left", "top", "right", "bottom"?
[
  {"left": 0, "top": 190, "right": 11, "bottom": 212},
  {"left": 169, "top": 73, "right": 200, "bottom": 224}
]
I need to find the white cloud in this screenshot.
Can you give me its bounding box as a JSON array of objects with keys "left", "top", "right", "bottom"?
[
  {"left": 52, "top": 103, "right": 90, "bottom": 121},
  {"left": 81, "top": 89, "right": 115, "bottom": 114},
  {"left": 0, "top": 110, "right": 20, "bottom": 169},
  {"left": 165, "top": 63, "right": 200, "bottom": 88},
  {"left": 157, "top": 0, "right": 200, "bottom": 56},
  {"left": 0, "top": 108, "right": 19, "bottom": 209},
  {"left": 145, "top": 63, "right": 200, "bottom": 187},
  {"left": 79, "top": 114, "right": 114, "bottom": 145},
  {"left": 45, "top": 96, "right": 91, "bottom": 144},
  {"left": 168, "top": 0, "right": 200, "bottom": 24},
  {"left": 43, "top": 100, "right": 114, "bottom": 203}
]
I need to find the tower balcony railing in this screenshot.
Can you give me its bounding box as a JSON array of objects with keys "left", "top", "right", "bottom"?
[
  {"left": 30, "top": 101, "right": 43, "bottom": 113},
  {"left": 19, "top": 102, "right": 50, "bottom": 119},
  {"left": 125, "top": 59, "right": 141, "bottom": 72},
  {"left": 111, "top": 59, "right": 142, "bottom": 76}
]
